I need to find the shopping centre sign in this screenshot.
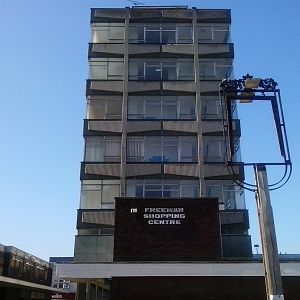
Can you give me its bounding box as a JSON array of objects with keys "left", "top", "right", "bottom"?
[{"left": 114, "top": 197, "right": 221, "bottom": 261}]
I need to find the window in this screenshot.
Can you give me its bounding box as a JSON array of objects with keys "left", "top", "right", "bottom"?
[
  {"left": 87, "top": 96, "right": 122, "bottom": 120},
  {"left": 201, "top": 96, "right": 222, "bottom": 119},
  {"left": 92, "top": 23, "right": 124, "bottom": 43},
  {"left": 129, "top": 23, "right": 192, "bottom": 44},
  {"left": 203, "top": 137, "right": 225, "bottom": 162},
  {"left": 89, "top": 58, "right": 124, "bottom": 80},
  {"left": 199, "top": 59, "right": 232, "bottom": 80},
  {"left": 84, "top": 136, "right": 121, "bottom": 162},
  {"left": 126, "top": 179, "right": 199, "bottom": 198},
  {"left": 128, "top": 95, "right": 196, "bottom": 120},
  {"left": 198, "top": 24, "right": 230, "bottom": 43},
  {"left": 129, "top": 59, "right": 194, "bottom": 81},
  {"left": 78, "top": 228, "right": 114, "bottom": 236},
  {"left": 54, "top": 279, "right": 71, "bottom": 289},
  {"left": 206, "top": 181, "right": 245, "bottom": 209},
  {"left": 127, "top": 136, "right": 197, "bottom": 163},
  {"left": 80, "top": 180, "right": 120, "bottom": 209},
  {"left": 10, "top": 256, "right": 23, "bottom": 276}
]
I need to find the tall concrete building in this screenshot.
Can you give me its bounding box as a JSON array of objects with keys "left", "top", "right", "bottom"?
[{"left": 72, "top": 6, "right": 253, "bottom": 299}]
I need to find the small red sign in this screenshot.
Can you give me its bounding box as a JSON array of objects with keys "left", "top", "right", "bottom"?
[{"left": 50, "top": 293, "right": 75, "bottom": 300}]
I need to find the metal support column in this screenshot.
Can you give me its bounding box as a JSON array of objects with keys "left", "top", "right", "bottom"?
[{"left": 255, "top": 164, "right": 284, "bottom": 300}]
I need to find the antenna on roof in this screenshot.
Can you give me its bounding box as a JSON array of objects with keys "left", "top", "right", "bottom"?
[{"left": 127, "top": 0, "right": 145, "bottom": 5}]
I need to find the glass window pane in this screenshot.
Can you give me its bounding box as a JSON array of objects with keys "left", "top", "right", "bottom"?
[
  {"left": 162, "top": 31, "right": 176, "bottom": 44},
  {"left": 129, "top": 60, "right": 144, "bottom": 80},
  {"left": 145, "top": 30, "right": 160, "bottom": 43},
  {"left": 109, "top": 26, "right": 124, "bottom": 41},
  {"left": 204, "top": 139, "right": 225, "bottom": 162},
  {"left": 106, "top": 100, "right": 122, "bottom": 117},
  {"left": 223, "top": 189, "right": 236, "bottom": 209},
  {"left": 107, "top": 62, "right": 123, "bottom": 79},
  {"left": 102, "top": 185, "right": 119, "bottom": 205},
  {"left": 177, "top": 26, "right": 192, "bottom": 43},
  {"left": 178, "top": 61, "right": 194, "bottom": 80},
  {"left": 180, "top": 97, "right": 196, "bottom": 119},
  {"left": 162, "top": 100, "right": 178, "bottom": 119},
  {"left": 145, "top": 100, "right": 161, "bottom": 119},
  {"left": 146, "top": 25, "right": 160, "bottom": 30},
  {"left": 104, "top": 138, "right": 121, "bottom": 162},
  {"left": 213, "top": 25, "right": 230, "bottom": 43},
  {"left": 136, "top": 185, "right": 144, "bottom": 197},
  {"left": 215, "top": 64, "right": 232, "bottom": 80},
  {"left": 145, "top": 137, "right": 162, "bottom": 162},
  {"left": 90, "top": 62, "right": 107, "bottom": 79},
  {"left": 87, "top": 100, "right": 106, "bottom": 119},
  {"left": 161, "top": 24, "right": 176, "bottom": 30},
  {"left": 80, "top": 190, "right": 101, "bottom": 209},
  {"left": 163, "top": 183, "right": 180, "bottom": 198},
  {"left": 162, "top": 64, "right": 176, "bottom": 80},
  {"left": 201, "top": 98, "right": 222, "bottom": 119},
  {"left": 199, "top": 61, "right": 214, "bottom": 79},
  {"left": 126, "top": 184, "right": 136, "bottom": 197},
  {"left": 85, "top": 137, "right": 104, "bottom": 162},
  {"left": 181, "top": 185, "right": 199, "bottom": 197},
  {"left": 180, "top": 138, "right": 197, "bottom": 162},
  {"left": 127, "top": 138, "right": 144, "bottom": 162},
  {"left": 129, "top": 26, "right": 144, "bottom": 43},
  {"left": 206, "top": 185, "right": 223, "bottom": 201},
  {"left": 128, "top": 99, "right": 144, "bottom": 119},
  {"left": 198, "top": 26, "right": 213, "bottom": 41},
  {"left": 163, "top": 138, "right": 178, "bottom": 162},
  {"left": 92, "top": 27, "right": 109, "bottom": 43},
  {"left": 145, "top": 64, "right": 161, "bottom": 80},
  {"left": 145, "top": 190, "right": 162, "bottom": 198}
]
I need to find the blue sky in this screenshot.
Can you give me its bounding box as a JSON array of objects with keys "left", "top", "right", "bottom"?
[{"left": 0, "top": 0, "right": 299, "bottom": 260}]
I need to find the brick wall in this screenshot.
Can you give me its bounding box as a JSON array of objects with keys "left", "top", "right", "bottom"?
[
  {"left": 114, "top": 197, "right": 221, "bottom": 261},
  {"left": 112, "top": 276, "right": 300, "bottom": 300}
]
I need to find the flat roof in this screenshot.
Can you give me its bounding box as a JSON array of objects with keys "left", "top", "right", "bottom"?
[
  {"left": 56, "top": 262, "right": 300, "bottom": 280},
  {"left": 0, "top": 276, "right": 63, "bottom": 294}
]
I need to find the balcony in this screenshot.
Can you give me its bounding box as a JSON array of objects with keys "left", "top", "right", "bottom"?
[
  {"left": 126, "top": 120, "right": 198, "bottom": 135},
  {"left": 83, "top": 119, "right": 122, "bottom": 135},
  {"left": 77, "top": 209, "right": 115, "bottom": 229},
  {"left": 196, "top": 9, "right": 231, "bottom": 23},
  {"left": 220, "top": 210, "right": 249, "bottom": 229},
  {"left": 126, "top": 163, "right": 199, "bottom": 178},
  {"left": 81, "top": 162, "right": 121, "bottom": 180},
  {"left": 129, "top": 58, "right": 194, "bottom": 81},
  {"left": 203, "top": 119, "right": 240, "bottom": 136},
  {"left": 222, "top": 234, "right": 252, "bottom": 258},
  {"left": 204, "top": 163, "right": 244, "bottom": 181},
  {"left": 198, "top": 43, "right": 234, "bottom": 58},
  {"left": 74, "top": 235, "right": 114, "bottom": 263}
]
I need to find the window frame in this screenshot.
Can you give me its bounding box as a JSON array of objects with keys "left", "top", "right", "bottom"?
[
  {"left": 91, "top": 23, "right": 125, "bottom": 43},
  {"left": 127, "top": 136, "right": 197, "bottom": 163},
  {"left": 129, "top": 23, "right": 192, "bottom": 44},
  {"left": 80, "top": 180, "right": 120, "bottom": 209},
  {"left": 126, "top": 179, "right": 200, "bottom": 198},
  {"left": 89, "top": 58, "right": 124, "bottom": 80},
  {"left": 128, "top": 95, "right": 196, "bottom": 120}
]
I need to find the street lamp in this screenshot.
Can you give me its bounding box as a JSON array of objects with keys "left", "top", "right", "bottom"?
[{"left": 220, "top": 74, "right": 292, "bottom": 300}]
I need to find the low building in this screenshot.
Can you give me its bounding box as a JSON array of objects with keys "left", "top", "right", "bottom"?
[{"left": 0, "top": 243, "right": 62, "bottom": 300}]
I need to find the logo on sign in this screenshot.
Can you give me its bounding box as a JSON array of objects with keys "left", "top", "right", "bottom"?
[{"left": 51, "top": 294, "right": 63, "bottom": 299}]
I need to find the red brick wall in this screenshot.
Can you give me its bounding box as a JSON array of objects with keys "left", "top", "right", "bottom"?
[
  {"left": 114, "top": 197, "right": 221, "bottom": 261},
  {"left": 112, "top": 277, "right": 300, "bottom": 300}
]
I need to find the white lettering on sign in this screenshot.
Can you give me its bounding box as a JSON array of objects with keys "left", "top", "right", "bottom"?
[
  {"left": 51, "top": 294, "right": 63, "bottom": 299},
  {"left": 143, "top": 208, "right": 186, "bottom": 225}
]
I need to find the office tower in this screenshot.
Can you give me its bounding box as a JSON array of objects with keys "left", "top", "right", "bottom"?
[{"left": 73, "top": 6, "right": 251, "bottom": 299}]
